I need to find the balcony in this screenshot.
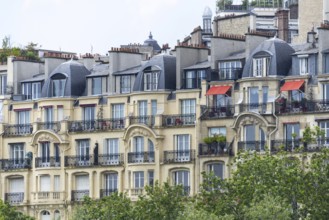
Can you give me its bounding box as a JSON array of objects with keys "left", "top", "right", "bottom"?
[
  {"left": 200, "top": 106, "right": 234, "bottom": 120},
  {"left": 239, "top": 103, "right": 271, "bottom": 114},
  {"left": 68, "top": 118, "right": 125, "bottom": 132},
  {"left": 35, "top": 157, "right": 61, "bottom": 168},
  {"left": 71, "top": 190, "right": 89, "bottom": 201},
  {"left": 97, "top": 154, "right": 124, "bottom": 166},
  {"left": 5, "top": 192, "right": 24, "bottom": 204},
  {"left": 100, "top": 189, "right": 117, "bottom": 198},
  {"left": 65, "top": 155, "right": 94, "bottom": 167},
  {"left": 275, "top": 99, "right": 329, "bottom": 114},
  {"left": 162, "top": 114, "right": 196, "bottom": 127},
  {"left": 3, "top": 124, "right": 33, "bottom": 136},
  {"left": 270, "top": 139, "right": 327, "bottom": 153},
  {"left": 238, "top": 141, "right": 266, "bottom": 152},
  {"left": 199, "top": 143, "right": 234, "bottom": 156},
  {"left": 163, "top": 150, "right": 195, "bottom": 164},
  {"left": 218, "top": 68, "right": 243, "bottom": 81},
  {"left": 129, "top": 188, "right": 144, "bottom": 196},
  {"left": 128, "top": 151, "right": 155, "bottom": 163},
  {"left": 0, "top": 158, "right": 31, "bottom": 170},
  {"left": 129, "top": 116, "right": 154, "bottom": 127},
  {"left": 37, "top": 122, "right": 61, "bottom": 132},
  {"left": 32, "top": 191, "right": 65, "bottom": 200}
]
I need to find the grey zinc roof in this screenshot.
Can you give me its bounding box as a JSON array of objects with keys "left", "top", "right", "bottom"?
[
  {"left": 20, "top": 74, "right": 45, "bottom": 83},
  {"left": 184, "top": 61, "right": 210, "bottom": 70},
  {"left": 218, "top": 50, "right": 245, "bottom": 61},
  {"left": 133, "top": 54, "right": 176, "bottom": 91},
  {"left": 41, "top": 60, "right": 91, "bottom": 97},
  {"left": 292, "top": 47, "right": 319, "bottom": 55},
  {"left": 86, "top": 63, "right": 109, "bottom": 78},
  {"left": 242, "top": 37, "right": 295, "bottom": 77},
  {"left": 112, "top": 65, "right": 142, "bottom": 76}
]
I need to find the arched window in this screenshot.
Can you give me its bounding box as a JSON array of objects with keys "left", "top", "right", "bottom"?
[
  {"left": 41, "top": 210, "right": 50, "bottom": 220},
  {"left": 51, "top": 73, "right": 66, "bottom": 97},
  {"left": 207, "top": 162, "right": 224, "bottom": 179},
  {"left": 54, "top": 210, "right": 60, "bottom": 220},
  {"left": 102, "top": 172, "right": 118, "bottom": 197},
  {"left": 252, "top": 52, "right": 271, "bottom": 77},
  {"left": 172, "top": 170, "right": 190, "bottom": 195}
]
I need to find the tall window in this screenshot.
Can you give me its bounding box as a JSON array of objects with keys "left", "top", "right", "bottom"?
[
  {"left": 92, "top": 77, "right": 102, "bottom": 95},
  {"left": 54, "top": 144, "right": 60, "bottom": 164},
  {"left": 173, "top": 170, "right": 190, "bottom": 195},
  {"left": 104, "top": 173, "right": 118, "bottom": 193},
  {"left": 8, "top": 177, "right": 24, "bottom": 203},
  {"left": 185, "top": 71, "right": 196, "bottom": 89},
  {"left": 75, "top": 175, "right": 89, "bottom": 200},
  {"left": 0, "top": 74, "right": 7, "bottom": 95},
  {"left": 209, "top": 127, "right": 226, "bottom": 137},
  {"left": 253, "top": 57, "right": 270, "bottom": 77},
  {"left": 144, "top": 71, "right": 159, "bottom": 91},
  {"left": 319, "top": 121, "right": 329, "bottom": 145},
  {"left": 105, "top": 138, "right": 119, "bottom": 164},
  {"left": 290, "top": 90, "right": 304, "bottom": 102},
  {"left": 10, "top": 143, "right": 24, "bottom": 164},
  {"left": 285, "top": 123, "right": 300, "bottom": 140},
  {"left": 299, "top": 57, "right": 308, "bottom": 75},
  {"left": 208, "top": 163, "right": 224, "bottom": 179},
  {"left": 40, "top": 175, "right": 51, "bottom": 192},
  {"left": 52, "top": 79, "right": 66, "bottom": 97},
  {"left": 175, "top": 135, "right": 190, "bottom": 161},
  {"left": 323, "top": 84, "right": 329, "bottom": 101},
  {"left": 54, "top": 175, "right": 60, "bottom": 192},
  {"left": 40, "top": 142, "right": 50, "bottom": 164},
  {"left": 17, "top": 110, "right": 30, "bottom": 134},
  {"left": 120, "top": 75, "right": 131, "bottom": 93},
  {"left": 57, "top": 106, "right": 64, "bottom": 121},
  {"left": 112, "top": 104, "right": 124, "bottom": 119},
  {"left": 249, "top": 87, "right": 259, "bottom": 111},
  {"left": 148, "top": 170, "right": 154, "bottom": 186},
  {"left": 83, "top": 106, "right": 95, "bottom": 130},
  {"left": 44, "top": 107, "right": 53, "bottom": 129},
  {"left": 22, "top": 82, "right": 32, "bottom": 99},
  {"left": 138, "top": 100, "right": 148, "bottom": 124},
  {"left": 77, "top": 140, "right": 89, "bottom": 161},
  {"left": 134, "top": 171, "right": 144, "bottom": 189},
  {"left": 32, "top": 82, "right": 42, "bottom": 100}
]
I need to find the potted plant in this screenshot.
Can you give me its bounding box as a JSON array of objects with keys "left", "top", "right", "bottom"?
[
  {"left": 302, "top": 126, "right": 315, "bottom": 150},
  {"left": 215, "top": 135, "right": 227, "bottom": 150},
  {"left": 203, "top": 136, "right": 215, "bottom": 145}
]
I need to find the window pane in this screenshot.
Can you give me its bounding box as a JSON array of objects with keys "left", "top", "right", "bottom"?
[{"left": 92, "top": 78, "right": 102, "bottom": 95}]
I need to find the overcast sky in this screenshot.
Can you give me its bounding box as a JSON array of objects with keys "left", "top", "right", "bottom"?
[{"left": 0, "top": 0, "right": 242, "bottom": 55}]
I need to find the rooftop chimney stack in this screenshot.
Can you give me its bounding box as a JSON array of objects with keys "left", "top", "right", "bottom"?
[{"left": 276, "top": 9, "right": 290, "bottom": 42}]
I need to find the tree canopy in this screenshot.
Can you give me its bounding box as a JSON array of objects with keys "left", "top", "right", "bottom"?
[
  {"left": 0, "top": 199, "right": 34, "bottom": 220},
  {"left": 71, "top": 149, "right": 329, "bottom": 220}
]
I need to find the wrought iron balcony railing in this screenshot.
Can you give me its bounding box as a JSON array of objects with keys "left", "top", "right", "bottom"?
[
  {"left": 238, "top": 141, "right": 266, "bottom": 152},
  {"left": 37, "top": 122, "right": 61, "bottom": 132},
  {"left": 100, "top": 189, "right": 118, "bottom": 198},
  {"left": 163, "top": 150, "right": 195, "bottom": 164},
  {"left": 270, "top": 139, "right": 329, "bottom": 153},
  {"left": 200, "top": 106, "right": 235, "bottom": 119},
  {"left": 35, "top": 157, "right": 61, "bottom": 168},
  {"left": 275, "top": 99, "right": 329, "bottom": 114},
  {"left": 199, "top": 143, "right": 234, "bottom": 156},
  {"left": 218, "top": 68, "right": 243, "bottom": 81},
  {"left": 162, "top": 114, "right": 196, "bottom": 127},
  {"left": 71, "top": 190, "right": 89, "bottom": 201},
  {"left": 0, "top": 158, "right": 32, "bottom": 170},
  {"left": 129, "top": 116, "right": 155, "bottom": 127},
  {"left": 64, "top": 155, "right": 94, "bottom": 167},
  {"left": 128, "top": 151, "right": 155, "bottom": 163},
  {"left": 68, "top": 118, "right": 125, "bottom": 132},
  {"left": 97, "top": 153, "right": 124, "bottom": 166},
  {"left": 4, "top": 124, "right": 33, "bottom": 136},
  {"left": 5, "top": 192, "right": 24, "bottom": 204}
]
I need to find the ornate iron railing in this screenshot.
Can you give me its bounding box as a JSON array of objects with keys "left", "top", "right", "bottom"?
[
  {"left": 68, "top": 118, "right": 125, "bottom": 132},
  {"left": 71, "top": 190, "right": 89, "bottom": 201},
  {"left": 35, "top": 157, "right": 61, "bottom": 168},
  {"left": 0, "top": 158, "right": 31, "bottom": 170},
  {"left": 5, "top": 192, "right": 24, "bottom": 204},
  {"left": 97, "top": 154, "right": 124, "bottom": 166},
  {"left": 37, "top": 122, "right": 61, "bottom": 132},
  {"left": 163, "top": 150, "right": 195, "bottom": 163},
  {"left": 200, "top": 106, "right": 235, "bottom": 119},
  {"left": 238, "top": 141, "right": 266, "bottom": 152},
  {"left": 128, "top": 152, "right": 155, "bottom": 163},
  {"left": 4, "top": 124, "right": 33, "bottom": 136},
  {"left": 100, "top": 189, "right": 118, "bottom": 198},
  {"left": 64, "top": 155, "right": 94, "bottom": 167},
  {"left": 199, "top": 143, "right": 233, "bottom": 156},
  {"left": 162, "top": 114, "right": 196, "bottom": 127},
  {"left": 129, "top": 116, "right": 155, "bottom": 127}
]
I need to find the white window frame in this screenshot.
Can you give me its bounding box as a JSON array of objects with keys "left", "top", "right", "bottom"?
[
  {"left": 112, "top": 104, "right": 124, "bottom": 119},
  {"left": 253, "top": 57, "right": 269, "bottom": 77},
  {"left": 32, "top": 82, "right": 41, "bottom": 100},
  {"left": 91, "top": 77, "right": 102, "bottom": 95},
  {"left": 133, "top": 171, "right": 144, "bottom": 189},
  {"left": 299, "top": 57, "right": 308, "bottom": 75}
]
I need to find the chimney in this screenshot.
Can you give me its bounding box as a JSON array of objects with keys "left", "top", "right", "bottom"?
[
  {"left": 276, "top": 9, "right": 289, "bottom": 42},
  {"left": 307, "top": 29, "right": 317, "bottom": 44}
]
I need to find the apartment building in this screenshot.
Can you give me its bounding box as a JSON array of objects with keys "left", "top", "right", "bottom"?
[{"left": 1, "top": 11, "right": 329, "bottom": 220}]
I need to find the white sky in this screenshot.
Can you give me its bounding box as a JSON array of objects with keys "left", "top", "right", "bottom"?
[{"left": 0, "top": 0, "right": 225, "bottom": 55}]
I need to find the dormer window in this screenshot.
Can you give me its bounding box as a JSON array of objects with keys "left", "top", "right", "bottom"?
[
  {"left": 51, "top": 74, "right": 66, "bottom": 97},
  {"left": 144, "top": 71, "right": 159, "bottom": 91},
  {"left": 21, "top": 81, "right": 42, "bottom": 100},
  {"left": 183, "top": 69, "right": 206, "bottom": 89},
  {"left": 219, "top": 61, "right": 242, "bottom": 80},
  {"left": 253, "top": 57, "right": 270, "bottom": 77},
  {"left": 92, "top": 77, "right": 102, "bottom": 95},
  {"left": 299, "top": 57, "right": 308, "bottom": 75}
]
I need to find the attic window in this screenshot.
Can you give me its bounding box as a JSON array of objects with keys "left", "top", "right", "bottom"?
[
  {"left": 252, "top": 57, "right": 270, "bottom": 77},
  {"left": 143, "top": 69, "right": 160, "bottom": 91},
  {"left": 51, "top": 73, "right": 66, "bottom": 97}
]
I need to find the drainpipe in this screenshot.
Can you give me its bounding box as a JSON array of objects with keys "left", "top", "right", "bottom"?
[{"left": 268, "top": 94, "right": 280, "bottom": 152}]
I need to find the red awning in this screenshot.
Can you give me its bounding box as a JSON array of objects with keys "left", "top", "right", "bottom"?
[
  {"left": 280, "top": 80, "right": 305, "bottom": 92},
  {"left": 206, "top": 86, "right": 231, "bottom": 96}
]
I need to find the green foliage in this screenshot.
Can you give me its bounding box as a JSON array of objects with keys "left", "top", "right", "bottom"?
[
  {"left": 0, "top": 199, "right": 34, "bottom": 220},
  {"left": 0, "top": 37, "right": 39, "bottom": 62},
  {"left": 177, "top": 201, "right": 223, "bottom": 220},
  {"left": 133, "top": 181, "right": 187, "bottom": 220},
  {"left": 203, "top": 136, "right": 215, "bottom": 144},
  {"left": 216, "top": 0, "right": 233, "bottom": 10},
  {"left": 71, "top": 193, "right": 133, "bottom": 220}
]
